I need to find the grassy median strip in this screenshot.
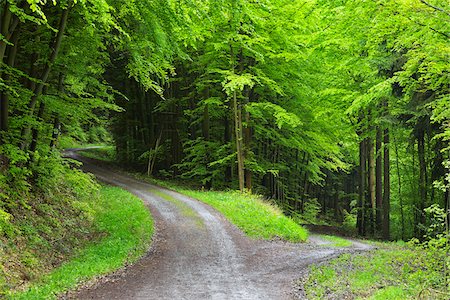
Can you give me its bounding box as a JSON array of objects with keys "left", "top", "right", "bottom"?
[
  {"left": 173, "top": 188, "right": 307, "bottom": 242},
  {"left": 150, "top": 189, "right": 205, "bottom": 228},
  {"left": 8, "top": 186, "right": 153, "bottom": 300},
  {"left": 130, "top": 175, "right": 308, "bottom": 242},
  {"left": 319, "top": 235, "right": 352, "bottom": 247}
]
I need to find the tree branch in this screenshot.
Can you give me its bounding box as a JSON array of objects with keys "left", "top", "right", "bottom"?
[
  {"left": 407, "top": 15, "right": 450, "bottom": 39},
  {"left": 419, "top": 0, "right": 450, "bottom": 17}
]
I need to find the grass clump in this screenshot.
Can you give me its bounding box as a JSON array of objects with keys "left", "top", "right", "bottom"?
[
  {"left": 303, "top": 242, "right": 449, "bottom": 299},
  {"left": 179, "top": 189, "right": 308, "bottom": 242},
  {"left": 5, "top": 186, "right": 153, "bottom": 299}
]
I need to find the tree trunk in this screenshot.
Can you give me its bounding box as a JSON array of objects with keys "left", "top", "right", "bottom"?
[
  {"left": 417, "top": 123, "right": 427, "bottom": 234},
  {"left": 224, "top": 112, "right": 232, "bottom": 183},
  {"left": 203, "top": 103, "right": 212, "bottom": 189},
  {"left": 357, "top": 138, "right": 366, "bottom": 236},
  {"left": 394, "top": 132, "right": 405, "bottom": 240},
  {"left": 382, "top": 126, "right": 390, "bottom": 240},
  {"left": 368, "top": 137, "right": 376, "bottom": 235},
  {"left": 244, "top": 110, "right": 252, "bottom": 191},
  {"left": 0, "top": 24, "right": 19, "bottom": 134},
  {"left": 0, "top": 2, "right": 12, "bottom": 64},
  {"left": 233, "top": 90, "right": 245, "bottom": 192},
  {"left": 375, "top": 127, "right": 383, "bottom": 232}
]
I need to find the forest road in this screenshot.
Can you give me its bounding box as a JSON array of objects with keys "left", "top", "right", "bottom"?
[{"left": 68, "top": 151, "right": 373, "bottom": 300}]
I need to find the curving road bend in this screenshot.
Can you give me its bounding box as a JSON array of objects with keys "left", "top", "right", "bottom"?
[{"left": 67, "top": 151, "right": 371, "bottom": 300}]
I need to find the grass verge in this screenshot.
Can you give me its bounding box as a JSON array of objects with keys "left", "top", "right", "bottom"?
[
  {"left": 7, "top": 186, "right": 153, "bottom": 299},
  {"left": 302, "top": 242, "right": 449, "bottom": 299}
]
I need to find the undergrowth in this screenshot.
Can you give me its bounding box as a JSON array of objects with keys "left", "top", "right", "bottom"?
[
  {"left": 8, "top": 186, "right": 153, "bottom": 299},
  {"left": 302, "top": 241, "right": 449, "bottom": 299},
  {"left": 0, "top": 146, "right": 152, "bottom": 298}
]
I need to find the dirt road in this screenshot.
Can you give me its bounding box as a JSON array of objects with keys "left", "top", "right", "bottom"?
[{"left": 69, "top": 152, "right": 371, "bottom": 299}]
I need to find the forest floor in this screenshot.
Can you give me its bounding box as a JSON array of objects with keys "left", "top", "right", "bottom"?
[{"left": 67, "top": 150, "right": 373, "bottom": 300}]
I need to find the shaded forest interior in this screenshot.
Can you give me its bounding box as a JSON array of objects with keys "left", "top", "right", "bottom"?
[{"left": 0, "top": 0, "right": 449, "bottom": 241}]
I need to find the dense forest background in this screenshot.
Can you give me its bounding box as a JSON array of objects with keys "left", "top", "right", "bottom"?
[{"left": 0, "top": 0, "right": 449, "bottom": 243}]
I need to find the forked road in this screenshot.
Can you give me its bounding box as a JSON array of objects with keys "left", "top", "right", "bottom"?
[{"left": 70, "top": 152, "right": 371, "bottom": 300}]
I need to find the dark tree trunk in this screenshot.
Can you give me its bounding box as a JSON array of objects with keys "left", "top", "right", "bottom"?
[
  {"left": 375, "top": 127, "right": 383, "bottom": 232},
  {"left": 0, "top": 24, "right": 19, "bottom": 135},
  {"left": 368, "top": 137, "right": 375, "bottom": 235},
  {"left": 382, "top": 126, "right": 390, "bottom": 240},
  {"left": 394, "top": 132, "right": 405, "bottom": 240},
  {"left": 224, "top": 112, "right": 232, "bottom": 183},
  {"left": 244, "top": 110, "right": 252, "bottom": 191},
  {"left": 417, "top": 123, "right": 427, "bottom": 234},
  {"left": 233, "top": 90, "right": 245, "bottom": 192},
  {"left": 357, "top": 138, "right": 366, "bottom": 236}
]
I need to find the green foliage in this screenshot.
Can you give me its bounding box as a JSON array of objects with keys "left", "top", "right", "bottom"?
[{"left": 293, "top": 198, "right": 322, "bottom": 225}]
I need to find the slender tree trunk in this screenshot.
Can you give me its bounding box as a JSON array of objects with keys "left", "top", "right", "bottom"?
[
  {"left": 203, "top": 103, "right": 212, "bottom": 189},
  {"left": 233, "top": 90, "right": 245, "bottom": 192},
  {"left": 0, "top": 24, "right": 19, "bottom": 135},
  {"left": 244, "top": 109, "right": 252, "bottom": 191},
  {"left": 417, "top": 123, "right": 427, "bottom": 234},
  {"left": 224, "top": 112, "right": 232, "bottom": 183},
  {"left": 382, "top": 125, "right": 390, "bottom": 240},
  {"left": 368, "top": 137, "right": 376, "bottom": 235},
  {"left": 375, "top": 127, "right": 383, "bottom": 232},
  {"left": 0, "top": 2, "right": 12, "bottom": 64},
  {"left": 357, "top": 138, "right": 366, "bottom": 236},
  {"left": 394, "top": 132, "right": 405, "bottom": 240}
]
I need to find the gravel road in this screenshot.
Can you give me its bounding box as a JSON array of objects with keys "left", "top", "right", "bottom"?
[{"left": 68, "top": 151, "right": 372, "bottom": 300}]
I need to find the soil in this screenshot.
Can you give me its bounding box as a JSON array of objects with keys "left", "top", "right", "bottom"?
[{"left": 66, "top": 150, "right": 373, "bottom": 300}]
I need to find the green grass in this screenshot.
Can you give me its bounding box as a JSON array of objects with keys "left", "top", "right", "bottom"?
[
  {"left": 175, "top": 188, "right": 307, "bottom": 242},
  {"left": 8, "top": 186, "right": 153, "bottom": 299},
  {"left": 132, "top": 176, "right": 308, "bottom": 242},
  {"left": 303, "top": 243, "right": 449, "bottom": 299},
  {"left": 319, "top": 235, "right": 352, "bottom": 247}
]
